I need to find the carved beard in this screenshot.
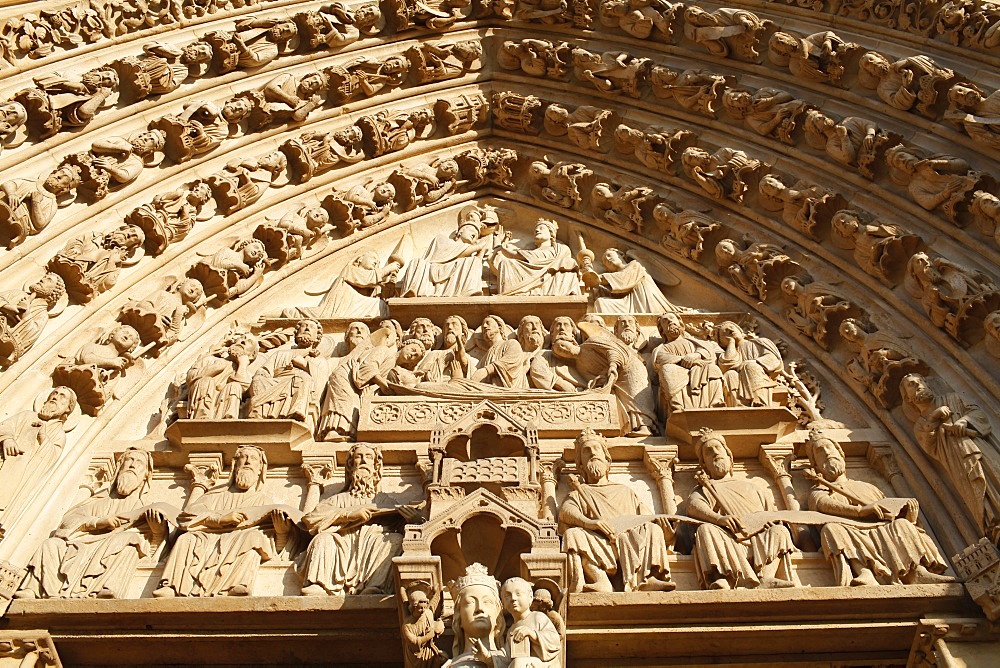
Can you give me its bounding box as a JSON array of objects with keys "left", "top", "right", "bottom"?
[
  {"left": 617, "top": 328, "right": 637, "bottom": 345},
  {"left": 552, "top": 331, "right": 576, "bottom": 347},
  {"left": 584, "top": 457, "right": 609, "bottom": 484},
  {"left": 705, "top": 457, "right": 730, "bottom": 480},
  {"left": 38, "top": 400, "right": 64, "bottom": 421},
  {"left": 821, "top": 456, "right": 846, "bottom": 481},
  {"left": 350, "top": 467, "right": 378, "bottom": 498},
  {"left": 115, "top": 470, "right": 141, "bottom": 497},
  {"left": 521, "top": 332, "right": 544, "bottom": 352},
  {"left": 235, "top": 465, "right": 259, "bottom": 491}
]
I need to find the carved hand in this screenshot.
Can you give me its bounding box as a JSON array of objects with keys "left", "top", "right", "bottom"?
[
  {"left": 860, "top": 503, "right": 887, "bottom": 520},
  {"left": 719, "top": 515, "right": 743, "bottom": 534},
  {"left": 223, "top": 510, "right": 249, "bottom": 526},
  {"left": 2, "top": 438, "right": 23, "bottom": 458}
]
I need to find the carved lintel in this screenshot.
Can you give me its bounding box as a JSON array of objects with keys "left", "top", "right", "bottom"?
[
  {"left": 183, "top": 452, "right": 224, "bottom": 508},
  {"left": 953, "top": 538, "right": 1000, "bottom": 622},
  {"left": 642, "top": 447, "right": 678, "bottom": 515},
  {"left": 907, "top": 620, "right": 954, "bottom": 668},
  {"left": 0, "top": 559, "right": 27, "bottom": 615},
  {"left": 866, "top": 443, "right": 914, "bottom": 498},
  {"left": 759, "top": 445, "right": 798, "bottom": 511},
  {"left": 301, "top": 456, "right": 336, "bottom": 514}
]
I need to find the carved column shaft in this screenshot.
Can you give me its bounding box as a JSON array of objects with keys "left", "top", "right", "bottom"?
[
  {"left": 183, "top": 453, "right": 224, "bottom": 509},
  {"left": 301, "top": 457, "right": 336, "bottom": 513},
  {"left": 643, "top": 448, "right": 678, "bottom": 515},
  {"left": 760, "top": 446, "right": 799, "bottom": 511}
]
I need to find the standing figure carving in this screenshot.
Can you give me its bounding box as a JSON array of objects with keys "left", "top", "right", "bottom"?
[
  {"left": 900, "top": 374, "right": 1000, "bottom": 542},
  {"left": 248, "top": 319, "right": 330, "bottom": 427},
  {"left": 686, "top": 429, "right": 797, "bottom": 589},
  {"left": 153, "top": 445, "right": 299, "bottom": 597},
  {"left": 402, "top": 583, "right": 448, "bottom": 668},
  {"left": 559, "top": 428, "right": 675, "bottom": 593},
  {"left": 300, "top": 444, "right": 422, "bottom": 595},
  {"left": 0, "top": 387, "right": 76, "bottom": 528},
  {"left": 186, "top": 330, "right": 259, "bottom": 420},
  {"left": 651, "top": 312, "right": 725, "bottom": 419},
  {"left": 17, "top": 449, "right": 175, "bottom": 599},
  {"left": 491, "top": 219, "right": 580, "bottom": 296},
  {"left": 471, "top": 315, "right": 529, "bottom": 389},
  {"left": 500, "top": 577, "right": 563, "bottom": 667},
  {"left": 803, "top": 429, "right": 953, "bottom": 586}
]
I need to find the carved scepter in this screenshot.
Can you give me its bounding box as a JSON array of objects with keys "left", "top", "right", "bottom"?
[{"left": 802, "top": 468, "right": 866, "bottom": 506}]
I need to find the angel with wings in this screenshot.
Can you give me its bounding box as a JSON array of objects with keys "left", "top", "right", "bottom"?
[{"left": 593, "top": 247, "right": 687, "bottom": 314}]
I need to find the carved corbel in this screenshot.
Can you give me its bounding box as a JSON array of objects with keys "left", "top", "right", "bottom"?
[
  {"left": 301, "top": 456, "right": 336, "bottom": 513},
  {"left": 183, "top": 452, "right": 223, "bottom": 508},
  {"left": 866, "top": 443, "right": 914, "bottom": 498},
  {"left": 759, "top": 445, "right": 798, "bottom": 510},
  {"left": 907, "top": 621, "right": 955, "bottom": 668},
  {"left": 642, "top": 447, "right": 678, "bottom": 515}
]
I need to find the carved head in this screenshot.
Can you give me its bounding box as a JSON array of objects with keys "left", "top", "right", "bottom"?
[
  {"left": 40, "top": 386, "right": 77, "bottom": 421},
  {"left": 804, "top": 428, "right": 846, "bottom": 482},
  {"left": 109, "top": 325, "right": 141, "bottom": 354},
  {"left": 831, "top": 210, "right": 862, "bottom": 240},
  {"left": 130, "top": 130, "right": 166, "bottom": 156},
  {"left": 176, "top": 278, "right": 205, "bottom": 306},
  {"left": 449, "top": 563, "right": 504, "bottom": 658},
  {"left": 768, "top": 32, "right": 801, "bottom": 60},
  {"left": 181, "top": 41, "right": 213, "bottom": 65},
  {"left": 899, "top": 373, "right": 935, "bottom": 411},
  {"left": 614, "top": 315, "right": 639, "bottom": 346},
  {"left": 114, "top": 447, "right": 153, "bottom": 497},
  {"left": 714, "top": 239, "right": 738, "bottom": 268},
  {"left": 30, "top": 272, "right": 66, "bottom": 307},
  {"left": 657, "top": 312, "right": 685, "bottom": 341},
  {"left": 838, "top": 318, "right": 867, "bottom": 346},
  {"left": 377, "top": 319, "right": 403, "bottom": 349},
  {"left": 407, "top": 588, "right": 431, "bottom": 618},
  {"left": 780, "top": 276, "right": 804, "bottom": 300},
  {"left": 986, "top": 311, "right": 1000, "bottom": 358},
  {"left": 534, "top": 219, "right": 557, "bottom": 245},
  {"left": 453, "top": 40, "right": 482, "bottom": 66},
  {"left": 517, "top": 315, "right": 547, "bottom": 353},
  {"left": 481, "top": 315, "right": 507, "bottom": 345},
  {"left": 407, "top": 318, "right": 440, "bottom": 350},
  {"left": 269, "top": 21, "right": 298, "bottom": 42},
  {"left": 372, "top": 182, "right": 396, "bottom": 205},
  {"left": 81, "top": 68, "right": 118, "bottom": 92},
  {"left": 681, "top": 147, "right": 710, "bottom": 171},
  {"left": 334, "top": 126, "right": 363, "bottom": 146},
  {"left": 947, "top": 83, "right": 984, "bottom": 110},
  {"left": 222, "top": 97, "right": 253, "bottom": 123},
  {"left": 602, "top": 248, "right": 627, "bottom": 271},
  {"left": 302, "top": 207, "right": 330, "bottom": 229},
  {"left": 346, "top": 443, "right": 382, "bottom": 497},
  {"left": 695, "top": 428, "right": 733, "bottom": 480},
  {"left": 600, "top": 0, "right": 629, "bottom": 19},
  {"left": 500, "top": 577, "right": 534, "bottom": 620},
  {"left": 43, "top": 164, "right": 82, "bottom": 195},
  {"left": 397, "top": 339, "right": 426, "bottom": 370},
  {"left": 188, "top": 181, "right": 213, "bottom": 206},
  {"left": 456, "top": 219, "right": 482, "bottom": 243},
  {"left": 354, "top": 250, "right": 379, "bottom": 271},
  {"left": 757, "top": 174, "right": 788, "bottom": 204},
  {"left": 439, "top": 315, "right": 469, "bottom": 349},
  {"left": 717, "top": 321, "right": 746, "bottom": 347},
  {"left": 224, "top": 330, "right": 259, "bottom": 361},
  {"left": 294, "top": 319, "right": 323, "bottom": 349},
  {"left": 298, "top": 72, "right": 328, "bottom": 98},
  {"left": 353, "top": 3, "right": 382, "bottom": 29},
  {"left": 531, "top": 588, "right": 554, "bottom": 612},
  {"left": 436, "top": 159, "right": 460, "bottom": 182},
  {"left": 109, "top": 225, "right": 145, "bottom": 251},
  {"left": 544, "top": 104, "right": 570, "bottom": 127},
  {"left": 0, "top": 102, "right": 27, "bottom": 131},
  {"left": 858, "top": 52, "right": 891, "bottom": 87},
  {"left": 550, "top": 316, "right": 579, "bottom": 344},
  {"left": 345, "top": 322, "right": 371, "bottom": 351},
  {"left": 232, "top": 444, "right": 267, "bottom": 492},
  {"left": 803, "top": 110, "right": 835, "bottom": 145},
  {"left": 722, "top": 89, "right": 752, "bottom": 117},
  {"left": 574, "top": 427, "right": 611, "bottom": 484}
]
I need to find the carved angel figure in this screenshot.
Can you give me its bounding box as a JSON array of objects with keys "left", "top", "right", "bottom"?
[
  {"left": 207, "top": 152, "right": 286, "bottom": 215},
  {"left": 203, "top": 17, "right": 297, "bottom": 73},
  {"left": 387, "top": 158, "right": 463, "bottom": 211},
  {"left": 780, "top": 276, "right": 862, "bottom": 349},
  {"left": 650, "top": 67, "right": 727, "bottom": 117},
  {"left": 491, "top": 218, "right": 580, "bottom": 296},
  {"left": 255, "top": 206, "right": 332, "bottom": 265},
  {"left": 114, "top": 41, "right": 211, "bottom": 101},
  {"left": 389, "top": 0, "right": 471, "bottom": 30},
  {"left": 323, "top": 181, "right": 396, "bottom": 233},
  {"left": 357, "top": 108, "right": 434, "bottom": 157},
  {"left": 803, "top": 111, "right": 894, "bottom": 179},
  {"left": 280, "top": 127, "right": 363, "bottom": 183},
  {"left": 150, "top": 100, "right": 231, "bottom": 164},
  {"left": 681, "top": 147, "right": 763, "bottom": 203},
  {"left": 715, "top": 238, "right": 800, "bottom": 301},
  {"left": 233, "top": 70, "right": 329, "bottom": 131},
  {"left": 598, "top": 0, "right": 679, "bottom": 40},
  {"left": 655, "top": 204, "right": 721, "bottom": 261},
  {"left": 683, "top": 7, "right": 768, "bottom": 61},
  {"left": 571, "top": 48, "right": 651, "bottom": 98},
  {"left": 0, "top": 273, "right": 66, "bottom": 367},
  {"left": 306, "top": 250, "right": 401, "bottom": 318},
  {"left": 48, "top": 224, "right": 145, "bottom": 303},
  {"left": 591, "top": 182, "right": 654, "bottom": 233},
  {"left": 904, "top": 252, "right": 1000, "bottom": 346},
  {"left": 0, "top": 101, "right": 28, "bottom": 154},
  {"left": 188, "top": 239, "right": 269, "bottom": 303},
  {"left": 613, "top": 124, "right": 692, "bottom": 172},
  {"left": 126, "top": 182, "right": 212, "bottom": 256},
  {"left": 326, "top": 55, "right": 409, "bottom": 103},
  {"left": 528, "top": 160, "right": 593, "bottom": 208},
  {"left": 831, "top": 210, "right": 921, "bottom": 286},
  {"left": 52, "top": 325, "right": 144, "bottom": 415},
  {"left": 405, "top": 40, "right": 481, "bottom": 84},
  {"left": 593, "top": 248, "right": 684, "bottom": 314},
  {"left": 61, "top": 132, "right": 165, "bottom": 203},
  {"left": 497, "top": 39, "right": 573, "bottom": 79},
  {"left": 545, "top": 105, "right": 617, "bottom": 152},
  {"left": 768, "top": 31, "right": 859, "bottom": 85},
  {"left": 858, "top": 52, "right": 955, "bottom": 117},
  {"left": 294, "top": 3, "right": 382, "bottom": 50},
  {"left": 399, "top": 205, "right": 496, "bottom": 298},
  {"left": 885, "top": 146, "right": 980, "bottom": 223},
  {"left": 839, "top": 318, "right": 929, "bottom": 409},
  {"left": 722, "top": 88, "right": 809, "bottom": 145},
  {"left": 946, "top": 84, "right": 1000, "bottom": 151}
]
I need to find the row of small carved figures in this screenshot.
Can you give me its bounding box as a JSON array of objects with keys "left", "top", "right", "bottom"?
[
  {"left": 0, "top": 0, "right": 996, "bottom": 69},
  {"left": 6, "top": 430, "right": 961, "bottom": 601}
]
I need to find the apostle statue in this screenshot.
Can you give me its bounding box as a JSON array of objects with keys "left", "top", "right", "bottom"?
[
  {"left": 17, "top": 448, "right": 177, "bottom": 599},
  {"left": 521, "top": 316, "right": 584, "bottom": 392},
  {"left": 300, "top": 443, "right": 422, "bottom": 595},
  {"left": 153, "top": 445, "right": 300, "bottom": 597},
  {"left": 316, "top": 320, "right": 401, "bottom": 442},
  {"left": 686, "top": 429, "right": 797, "bottom": 589},
  {"left": 248, "top": 318, "right": 330, "bottom": 427},
  {"left": 0, "top": 272, "right": 67, "bottom": 366},
  {"left": 500, "top": 577, "right": 563, "bottom": 667},
  {"left": 651, "top": 312, "right": 725, "bottom": 419},
  {"left": 471, "top": 315, "right": 529, "bottom": 388},
  {"left": 398, "top": 205, "right": 498, "bottom": 298},
  {"left": 900, "top": 374, "right": 1000, "bottom": 542},
  {"left": 491, "top": 219, "right": 580, "bottom": 296},
  {"left": 802, "top": 429, "right": 954, "bottom": 586},
  {"left": 559, "top": 428, "right": 674, "bottom": 593},
  {"left": 593, "top": 248, "right": 684, "bottom": 314},
  {"left": 716, "top": 321, "right": 783, "bottom": 407},
  {"left": 185, "top": 330, "right": 259, "bottom": 420},
  {"left": 416, "top": 315, "right": 477, "bottom": 382},
  {"left": 445, "top": 563, "right": 506, "bottom": 668},
  {"left": 552, "top": 319, "right": 657, "bottom": 437},
  {"left": 0, "top": 386, "right": 77, "bottom": 528}
]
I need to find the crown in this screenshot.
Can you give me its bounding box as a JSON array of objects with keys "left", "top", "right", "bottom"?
[
  {"left": 447, "top": 563, "right": 499, "bottom": 600},
  {"left": 574, "top": 427, "right": 603, "bottom": 450}
]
